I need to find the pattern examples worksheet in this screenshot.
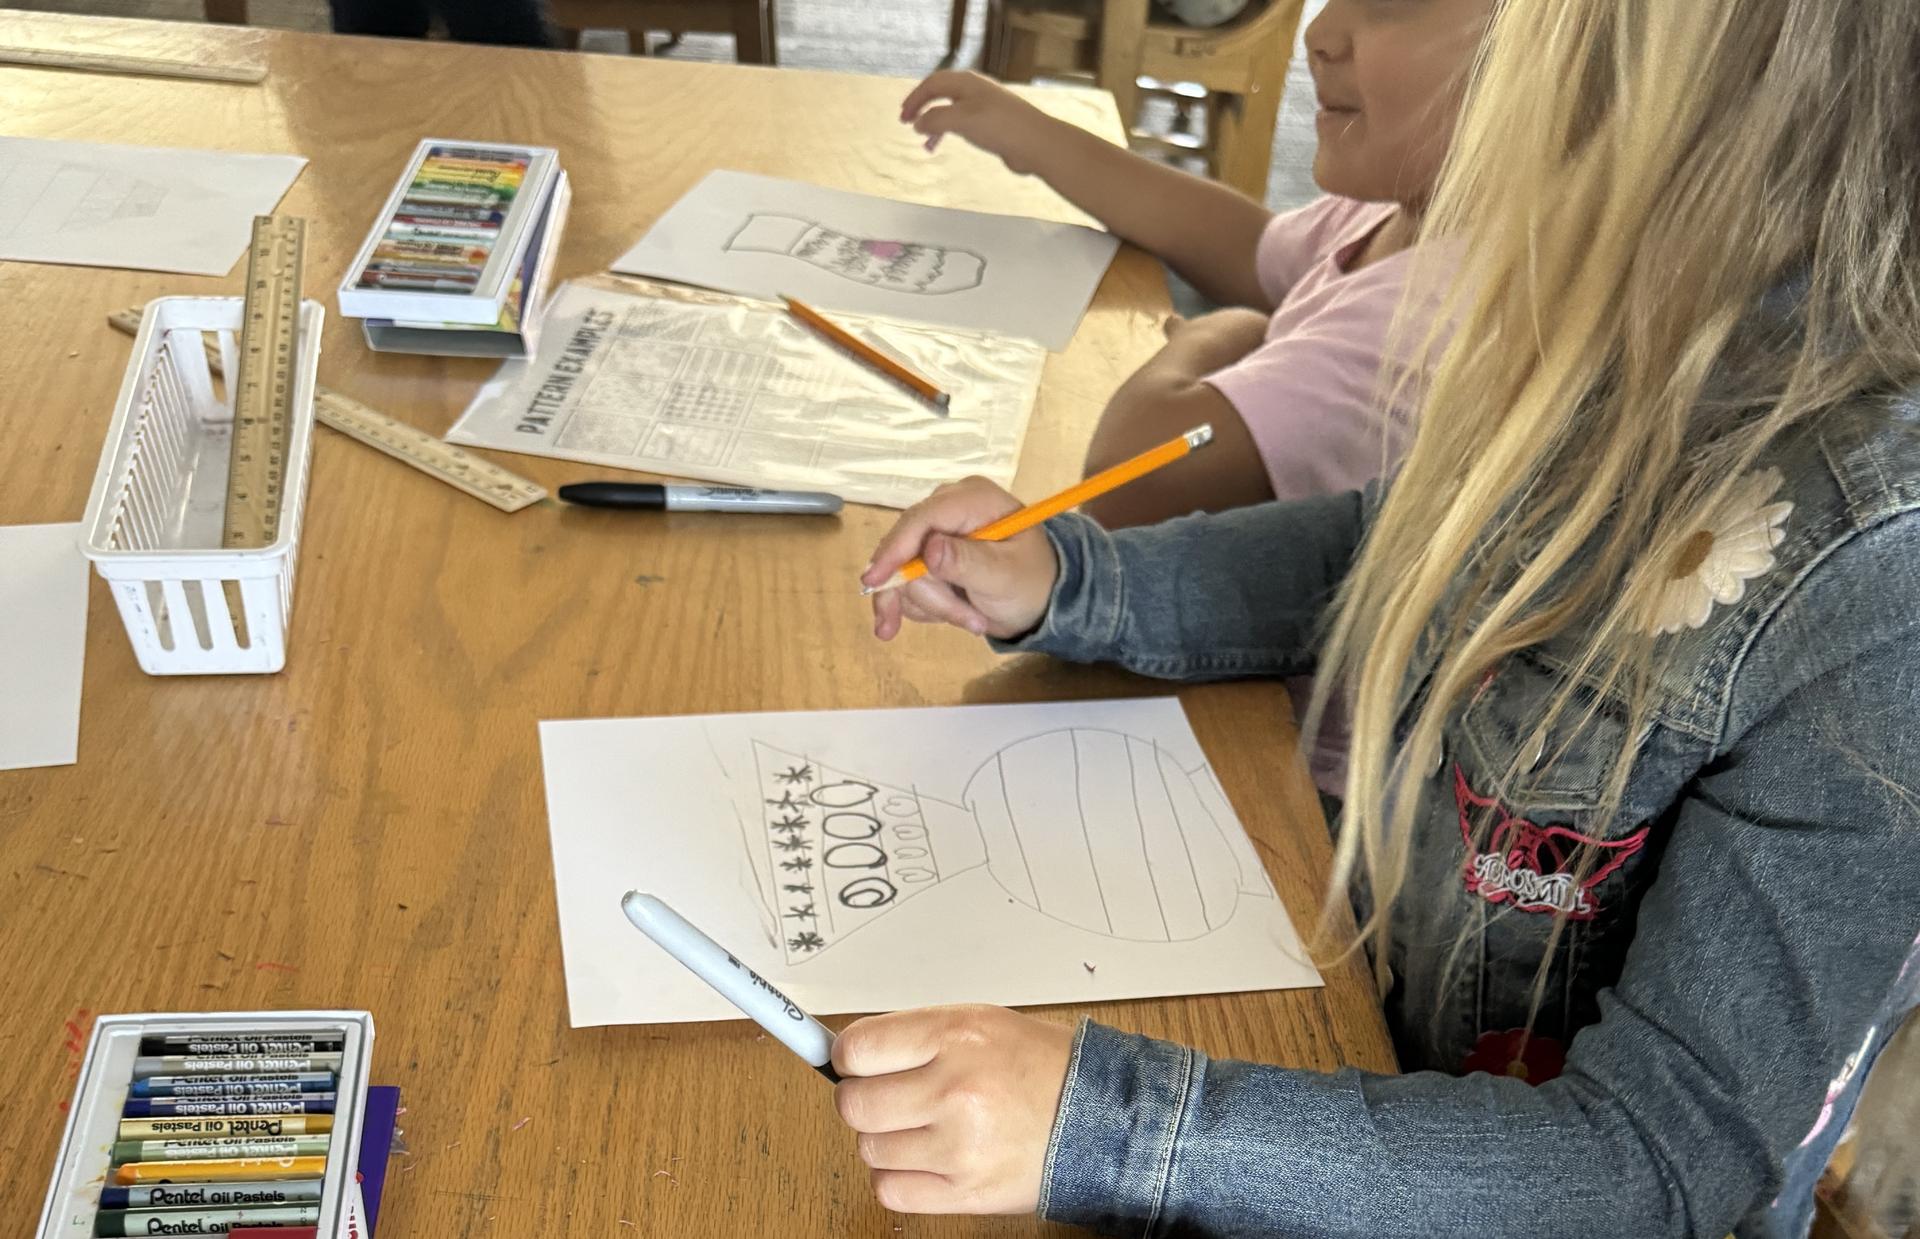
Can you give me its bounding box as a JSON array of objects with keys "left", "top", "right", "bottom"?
[{"left": 447, "top": 279, "right": 1047, "bottom": 509}]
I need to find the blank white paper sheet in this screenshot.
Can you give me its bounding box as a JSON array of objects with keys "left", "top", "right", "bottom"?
[
  {"left": 610, "top": 170, "right": 1120, "bottom": 351},
  {"left": 0, "top": 137, "right": 306, "bottom": 276},
  {"left": 541, "top": 698, "right": 1320, "bottom": 1028},
  {"left": 0, "top": 524, "right": 88, "bottom": 771}
]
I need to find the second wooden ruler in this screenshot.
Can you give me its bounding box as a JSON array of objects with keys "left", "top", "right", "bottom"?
[{"left": 108, "top": 317, "right": 547, "bottom": 515}]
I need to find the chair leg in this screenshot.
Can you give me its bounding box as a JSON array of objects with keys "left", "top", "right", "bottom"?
[
  {"left": 1095, "top": 0, "right": 1148, "bottom": 133},
  {"left": 732, "top": 0, "right": 775, "bottom": 64},
  {"left": 941, "top": 0, "right": 968, "bottom": 69},
  {"left": 1211, "top": 75, "right": 1282, "bottom": 200},
  {"left": 203, "top": 0, "right": 247, "bottom": 22}
]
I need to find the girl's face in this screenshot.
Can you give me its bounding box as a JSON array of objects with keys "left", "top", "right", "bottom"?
[{"left": 1305, "top": 0, "right": 1495, "bottom": 208}]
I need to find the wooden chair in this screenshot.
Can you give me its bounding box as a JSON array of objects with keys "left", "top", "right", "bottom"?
[
  {"left": 1812, "top": 1013, "right": 1920, "bottom": 1239},
  {"left": 547, "top": 0, "right": 778, "bottom": 64},
  {"left": 987, "top": 0, "right": 1304, "bottom": 200}
]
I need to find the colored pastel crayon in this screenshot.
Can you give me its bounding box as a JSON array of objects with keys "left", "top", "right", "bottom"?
[
  {"left": 125, "top": 1096, "right": 336, "bottom": 1118},
  {"left": 388, "top": 202, "right": 507, "bottom": 223},
  {"left": 362, "top": 256, "right": 484, "bottom": 275},
  {"left": 133, "top": 1055, "right": 341, "bottom": 1079},
  {"left": 115, "top": 1155, "right": 328, "bottom": 1185},
  {"left": 99, "top": 1180, "right": 325, "bottom": 1210},
  {"left": 120, "top": 1115, "right": 333, "bottom": 1139},
  {"left": 137, "top": 1035, "right": 343, "bottom": 1057},
  {"left": 427, "top": 145, "right": 531, "bottom": 163},
  {"left": 110, "top": 1136, "right": 330, "bottom": 1165},
  {"left": 411, "top": 179, "right": 519, "bottom": 200},
  {"left": 388, "top": 220, "right": 500, "bottom": 241},
  {"left": 357, "top": 274, "right": 481, "bottom": 293},
  {"left": 403, "top": 182, "right": 510, "bottom": 201},
  {"left": 360, "top": 271, "right": 483, "bottom": 289},
  {"left": 94, "top": 1205, "right": 322, "bottom": 1237},
  {"left": 416, "top": 165, "right": 523, "bottom": 186},
  {"left": 373, "top": 240, "right": 493, "bottom": 264},
  {"left": 131, "top": 1074, "right": 335, "bottom": 1099}
]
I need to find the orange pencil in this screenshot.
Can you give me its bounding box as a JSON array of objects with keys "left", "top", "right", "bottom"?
[
  {"left": 862, "top": 424, "right": 1214, "bottom": 596},
  {"left": 781, "top": 295, "right": 950, "bottom": 412}
]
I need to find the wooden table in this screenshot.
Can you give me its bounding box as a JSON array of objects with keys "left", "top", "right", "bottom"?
[{"left": 0, "top": 14, "right": 1394, "bottom": 1236}]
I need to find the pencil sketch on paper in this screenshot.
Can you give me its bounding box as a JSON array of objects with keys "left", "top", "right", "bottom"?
[
  {"left": 724, "top": 214, "right": 986, "bottom": 296},
  {"left": 748, "top": 729, "right": 1277, "bottom": 965}
]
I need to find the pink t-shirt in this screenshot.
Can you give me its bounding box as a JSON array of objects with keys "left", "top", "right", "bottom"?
[{"left": 1203, "top": 196, "right": 1432, "bottom": 797}]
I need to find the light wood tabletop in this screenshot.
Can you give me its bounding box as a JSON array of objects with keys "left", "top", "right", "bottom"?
[{"left": 0, "top": 13, "right": 1394, "bottom": 1236}]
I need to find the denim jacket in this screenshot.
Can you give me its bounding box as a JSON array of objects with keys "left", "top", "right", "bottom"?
[{"left": 1009, "top": 395, "right": 1920, "bottom": 1237}]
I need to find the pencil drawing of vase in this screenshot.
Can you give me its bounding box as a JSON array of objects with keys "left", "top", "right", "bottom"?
[
  {"left": 748, "top": 729, "right": 1265, "bottom": 964},
  {"left": 724, "top": 214, "right": 985, "bottom": 295}
]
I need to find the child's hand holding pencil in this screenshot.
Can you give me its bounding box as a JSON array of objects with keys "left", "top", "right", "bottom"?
[
  {"left": 862, "top": 477, "right": 1059, "bottom": 642},
  {"left": 862, "top": 425, "right": 1213, "bottom": 642}
]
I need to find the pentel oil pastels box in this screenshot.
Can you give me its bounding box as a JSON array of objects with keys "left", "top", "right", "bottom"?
[
  {"left": 337, "top": 138, "right": 570, "bottom": 357},
  {"left": 38, "top": 1011, "right": 374, "bottom": 1239}
]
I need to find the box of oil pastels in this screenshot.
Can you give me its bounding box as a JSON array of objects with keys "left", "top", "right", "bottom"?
[
  {"left": 37, "top": 1012, "right": 375, "bottom": 1239},
  {"left": 336, "top": 138, "right": 571, "bottom": 358}
]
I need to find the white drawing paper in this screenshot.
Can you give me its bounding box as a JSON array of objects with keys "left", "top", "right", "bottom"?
[
  {"left": 0, "top": 137, "right": 306, "bottom": 276},
  {"left": 0, "top": 524, "right": 89, "bottom": 771},
  {"left": 447, "top": 279, "right": 1046, "bottom": 510},
  {"left": 610, "top": 170, "right": 1120, "bottom": 350},
  {"left": 541, "top": 698, "right": 1321, "bottom": 1028}
]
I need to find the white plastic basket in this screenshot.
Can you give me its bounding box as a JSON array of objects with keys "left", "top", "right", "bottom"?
[{"left": 80, "top": 297, "right": 324, "bottom": 675}]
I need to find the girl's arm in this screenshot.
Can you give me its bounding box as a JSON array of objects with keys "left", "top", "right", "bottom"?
[
  {"left": 863, "top": 481, "right": 1370, "bottom": 677},
  {"left": 901, "top": 71, "right": 1277, "bottom": 310},
  {"left": 844, "top": 528, "right": 1920, "bottom": 1235},
  {"left": 1040, "top": 623, "right": 1920, "bottom": 1237}
]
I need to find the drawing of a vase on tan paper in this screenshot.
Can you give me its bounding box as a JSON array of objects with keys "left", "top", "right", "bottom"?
[
  {"left": 749, "top": 729, "right": 1273, "bottom": 964},
  {"left": 724, "top": 213, "right": 986, "bottom": 295}
]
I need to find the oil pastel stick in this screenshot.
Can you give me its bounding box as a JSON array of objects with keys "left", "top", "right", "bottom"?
[
  {"left": 120, "top": 1114, "right": 333, "bottom": 1139},
  {"left": 356, "top": 274, "right": 481, "bottom": 293},
  {"left": 93, "top": 1204, "right": 322, "bottom": 1236},
  {"left": 403, "top": 187, "right": 510, "bottom": 207},
  {"left": 133, "top": 1055, "right": 341, "bottom": 1079},
  {"left": 136, "top": 1035, "right": 343, "bottom": 1057},
  {"left": 372, "top": 240, "right": 493, "bottom": 264},
  {"left": 114, "top": 1155, "right": 327, "bottom": 1185},
  {"left": 387, "top": 221, "right": 500, "bottom": 241},
  {"left": 427, "top": 145, "right": 532, "bottom": 163},
  {"left": 110, "top": 1136, "right": 331, "bottom": 1165},
  {"left": 361, "top": 259, "right": 483, "bottom": 278},
  {"left": 131, "top": 1074, "right": 334, "bottom": 1099},
  {"left": 99, "top": 1180, "right": 325, "bottom": 1210},
  {"left": 415, "top": 166, "right": 523, "bottom": 188},
  {"left": 124, "top": 1096, "right": 336, "bottom": 1118},
  {"left": 387, "top": 203, "right": 506, "bottom": 224}
]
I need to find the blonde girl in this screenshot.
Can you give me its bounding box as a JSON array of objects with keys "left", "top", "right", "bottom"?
[{"left": 829, "top": 1, "right": 1920, "bottom": 1234}]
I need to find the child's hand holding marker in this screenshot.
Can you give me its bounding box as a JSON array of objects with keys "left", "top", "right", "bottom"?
[{"left": 830, "top": 1005, "right": 1074, "bottom": 1215}]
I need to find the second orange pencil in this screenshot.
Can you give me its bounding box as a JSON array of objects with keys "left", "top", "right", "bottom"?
[
  {"left": 862, "top": 424, "right": 1215, "bottom": 596},
  {"left": 781, "top": 294, "right": 950, "bottom": 413}
]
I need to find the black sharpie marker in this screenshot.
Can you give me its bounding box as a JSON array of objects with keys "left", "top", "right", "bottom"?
[{"left": 558, "top": 482, "right": 842, "bottom": 515}]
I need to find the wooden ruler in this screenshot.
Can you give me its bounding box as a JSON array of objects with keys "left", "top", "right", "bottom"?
[
  {"left": 108, "top": 313, "right": 547, "bottom": 514},
  {"left": 0, "top": 46, "right": 266, "bottom": 84},
  {"left": 228, "top": 215, "right": 305, "bottom": 552}
]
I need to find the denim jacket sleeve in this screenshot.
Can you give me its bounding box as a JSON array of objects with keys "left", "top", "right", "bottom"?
[
  {"left": 1038, "top": 520, "right": 1920, "bottom": 1237},
  {"left": 996, "top": 490, "right": 1369, "bottom": 681}
]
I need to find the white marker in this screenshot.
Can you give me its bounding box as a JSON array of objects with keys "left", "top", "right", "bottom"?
[{"left": 620, "top": 891, "right": 840, "bottom": 1081}]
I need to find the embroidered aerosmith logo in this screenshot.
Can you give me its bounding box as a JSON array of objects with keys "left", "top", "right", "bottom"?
[{"left": 1454, "top": 766, "right": 1649, "bottom": 920}]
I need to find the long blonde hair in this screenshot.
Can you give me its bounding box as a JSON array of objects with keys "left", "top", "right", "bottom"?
[{"left": 1313, "top": 0, "right": 1920, "bottom": 986}]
